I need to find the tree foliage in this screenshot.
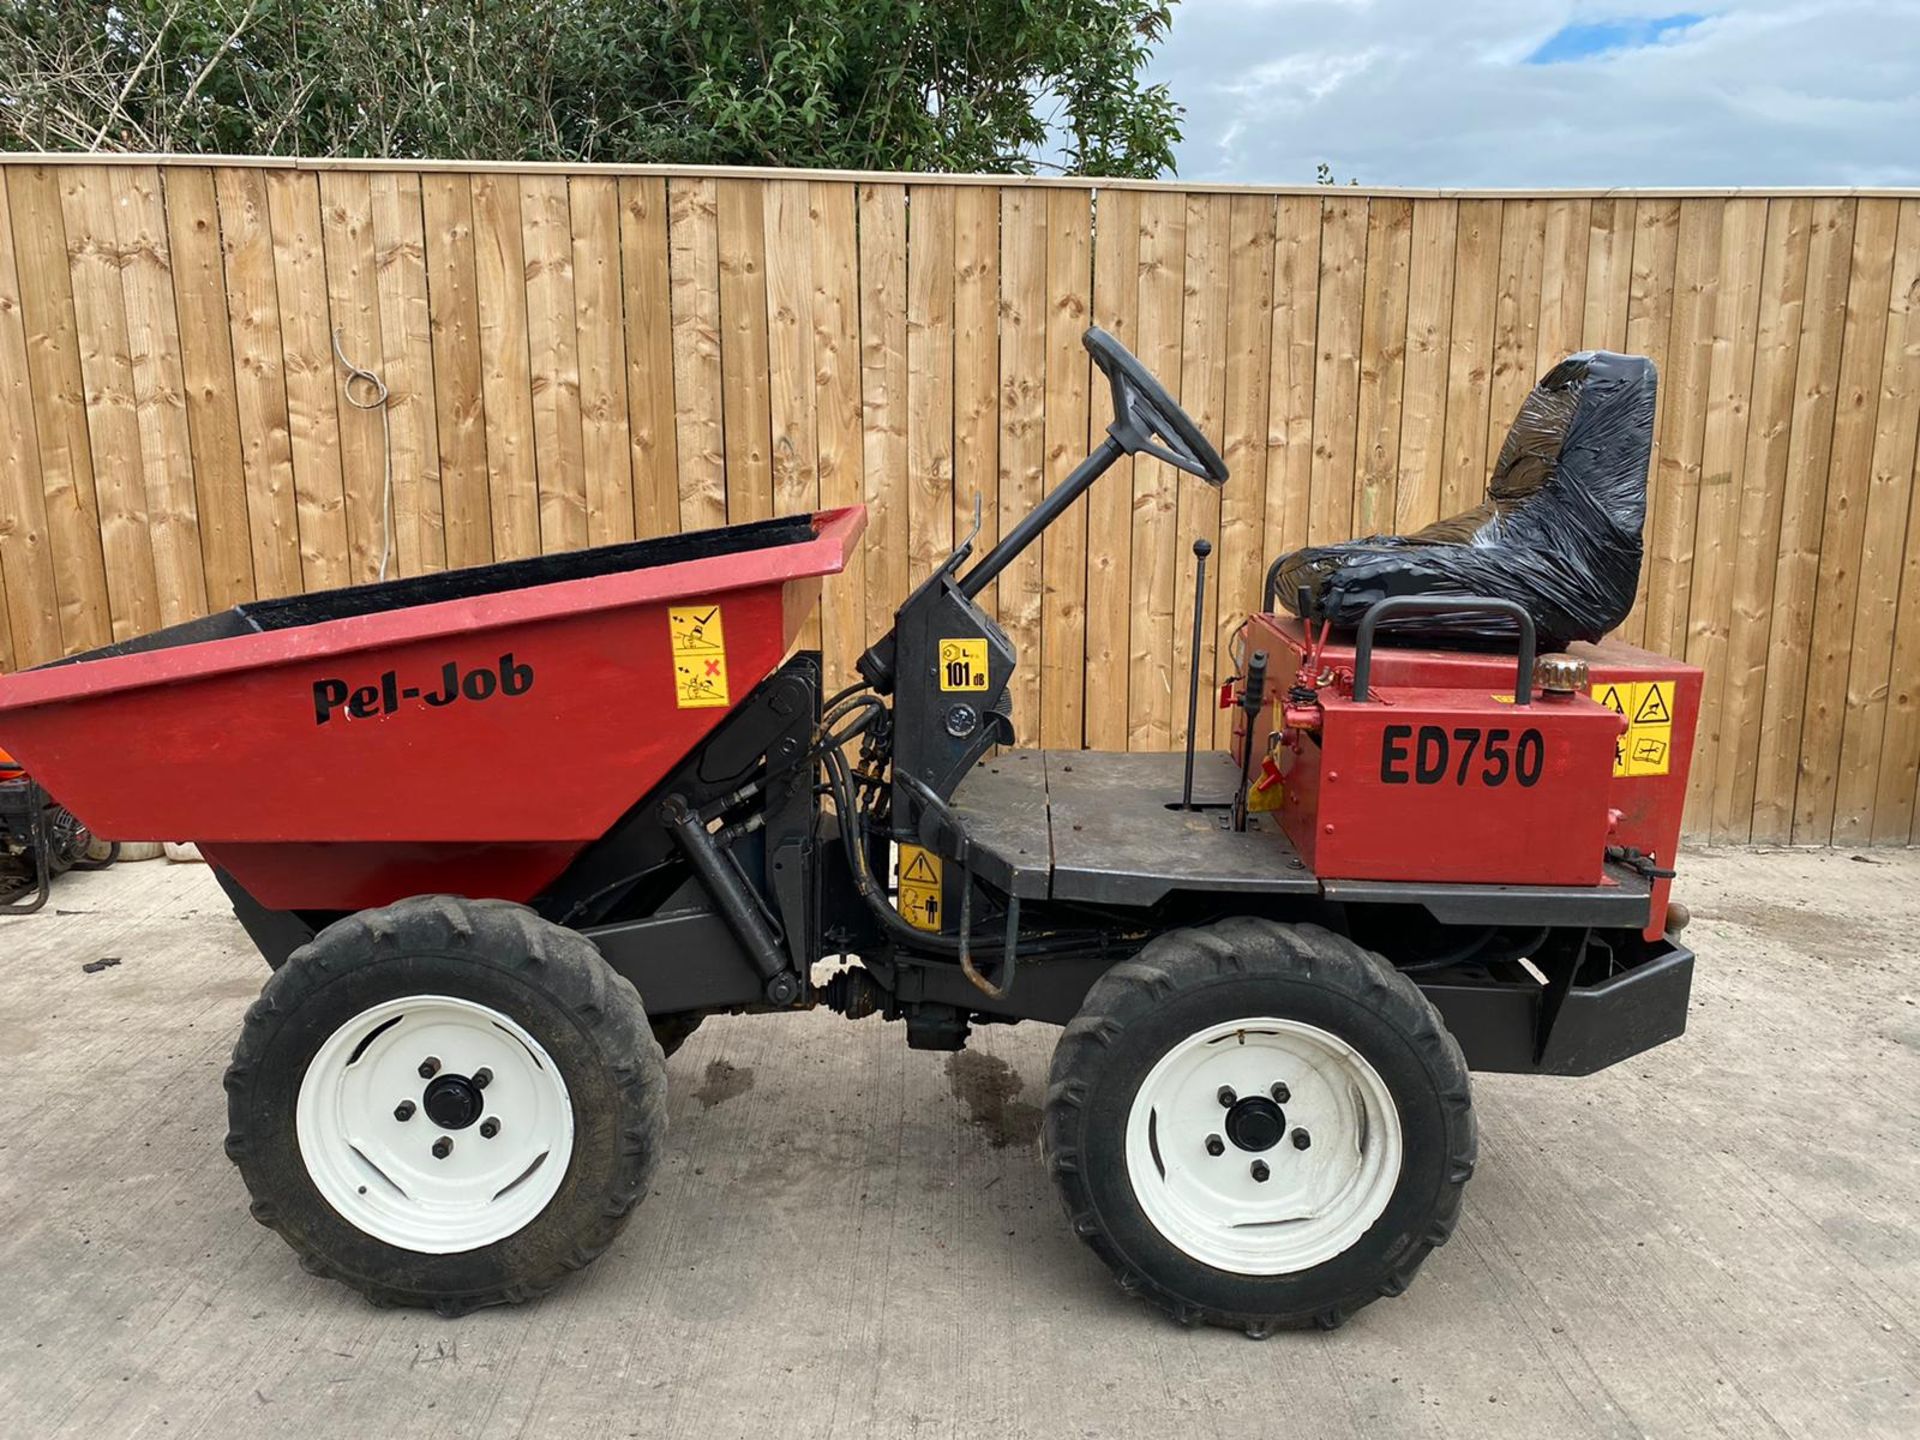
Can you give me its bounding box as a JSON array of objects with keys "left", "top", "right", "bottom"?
[{"left": 0, "top": 0, "right": 1183, "bottom": 177}]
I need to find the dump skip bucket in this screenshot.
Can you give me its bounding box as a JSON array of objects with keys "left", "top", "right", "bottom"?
[{"left": 0, "top": 509, "right": 864, "bottom": 909}]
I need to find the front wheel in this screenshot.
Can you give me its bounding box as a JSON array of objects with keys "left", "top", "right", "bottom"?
[
  {"left": 1044, "top": 918, "right": 1475, "bottom": 1333},
  {"left": 224, "top": 896, "right": 666, "bottom": 1314}
]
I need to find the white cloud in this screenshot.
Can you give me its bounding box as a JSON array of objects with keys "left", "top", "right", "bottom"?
[{"left": 1150, "top": 0, "right": 1920, "bottom": 186}]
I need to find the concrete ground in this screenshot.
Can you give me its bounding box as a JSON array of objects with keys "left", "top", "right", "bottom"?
[{"left": 0, "top": 850, "right": 1915, "bottom": 1440}]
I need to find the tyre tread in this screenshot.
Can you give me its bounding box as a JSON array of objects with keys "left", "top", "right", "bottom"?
[
  {"left": 225, "top": 894, "right": 666, "bottom": 1315},
  {"left": 1042, "top": 918, "right": 1476, "bottom": 1334}
]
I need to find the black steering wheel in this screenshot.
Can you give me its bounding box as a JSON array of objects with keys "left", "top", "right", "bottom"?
[{"left": 1083, "top": 326, "right": 1230, "bottom": 485}]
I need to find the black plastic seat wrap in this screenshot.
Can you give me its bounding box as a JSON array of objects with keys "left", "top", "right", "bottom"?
[{"left": 1270, "top": 350, "right": 1658, "bottom": 649}]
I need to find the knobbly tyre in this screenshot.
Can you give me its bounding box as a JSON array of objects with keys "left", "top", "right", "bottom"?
[{"left": 0, "top": 329, "right": 1696, "bottom": 1332}]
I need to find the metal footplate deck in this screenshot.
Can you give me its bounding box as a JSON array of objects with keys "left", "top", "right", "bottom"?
[
  {"left": 950, "top": 750, "right": 1318, "bottom": 906},
  {"left": 952, "top": 749, "right": 1656, "bottom": 929}
]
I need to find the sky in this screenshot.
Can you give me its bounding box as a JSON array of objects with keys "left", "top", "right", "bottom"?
[{"left": 1146, "top": 0, "right": 1920, "bottom": 187}]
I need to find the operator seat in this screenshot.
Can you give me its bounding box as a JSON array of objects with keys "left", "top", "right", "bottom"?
[{"left": 1269, "top": 350, "right": 1657, "bottom": 649}]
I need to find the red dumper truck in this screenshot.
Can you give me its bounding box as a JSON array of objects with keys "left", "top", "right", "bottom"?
[{"left": 0, "top": 329, "right": 1694, "bottom": 1333}]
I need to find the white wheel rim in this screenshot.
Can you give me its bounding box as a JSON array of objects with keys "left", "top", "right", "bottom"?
[
  {"left": 1124, "top": 1016, "right": 1403, "bottom": 1275},
  {"left": 295, "top": 994, "right": 575, "bottom": 1254}
]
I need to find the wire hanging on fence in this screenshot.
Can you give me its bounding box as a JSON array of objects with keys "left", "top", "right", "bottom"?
[{"left": 330, "top": 328, "right": 395, "bottom": 582}]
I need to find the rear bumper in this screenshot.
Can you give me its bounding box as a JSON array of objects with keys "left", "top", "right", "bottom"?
[{"left": 1421, "top": 937, "right": 1695, "bottom": 1076}]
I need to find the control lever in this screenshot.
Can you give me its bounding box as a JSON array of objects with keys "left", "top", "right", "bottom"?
[
  {"left": 1180, "top": 539, "right": 1212, "bottom": 810},
  {"left": 1231, "top": 650, "right": 1269, "bottom": 833}
]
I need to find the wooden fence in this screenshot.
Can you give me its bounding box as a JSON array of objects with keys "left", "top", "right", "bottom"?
[{"left": 1, "top": 157, "right": 1917, "bottom": 846}]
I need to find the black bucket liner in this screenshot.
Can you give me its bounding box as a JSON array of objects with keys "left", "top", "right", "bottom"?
[
  {"left": 40, "top": 513, "right": 819, "bottom": 669},
  {"left": 1270, "top": 350, "right": 1657, "bottom": 649}
]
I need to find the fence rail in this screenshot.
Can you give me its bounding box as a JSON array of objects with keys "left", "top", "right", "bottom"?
[{"left": 1, "top": 158, "right": 1917, "bottom": 845}]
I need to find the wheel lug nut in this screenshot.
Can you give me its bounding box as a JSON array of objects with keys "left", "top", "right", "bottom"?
[
  {"left": 480, "top": 1118, "right": 500, "bottom": 1139},
  {"left": 418, "top": 1056, "right": 440, "bottom": 1079},
  {"left": 1250, "top": 1160, "right": 1270, "bottom": 1183},
  {"left": 1270, "top": 1082, "right": 1290, "bottom": 1104},
  {"left": 1205, "top": 1134, "right": 1224, "bottom": 1156},
  {"left": 393, "top": 1100, "right": 415, "bottom": 1122},
  {"left": 1217, "top": 1086, "right": 1237, "bottom": 1107},
  {"left": 432, "top": 1137, "right": 452, "bottom": 1159},
  {"left": 1291, "top": 1128, "right": 1311, "bottom": 1151},
  {"left": 472, "top": 1067, "right": 492, "bottom": 1090}
]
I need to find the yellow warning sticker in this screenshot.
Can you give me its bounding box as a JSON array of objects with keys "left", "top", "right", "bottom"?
[
  {"left": 1633, "top": 683, "right": 1672, "bottom": 726},
  {"left": 898, "top": 845, "right": 944, "bottom": 931},
  {"left": 669, "top": 603, "right": 731, "bottom": 709},
  {"left": 938, "top": 638, "right": 990, "bottom": 692},
  {"left": 1593, "top": 680, "right": 1674, "bottom": 778}
]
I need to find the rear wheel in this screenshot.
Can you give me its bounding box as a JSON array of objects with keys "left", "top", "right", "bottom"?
[
  {"left": 1044, "top": 917, "right": 1474, "bottom": 1333},
  {"left": 225, "top": 896, "right": 666, "bottom": 1314}
]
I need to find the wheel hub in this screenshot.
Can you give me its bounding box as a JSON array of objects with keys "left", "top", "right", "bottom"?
[
  {"left": 422, "top": 1072, "right": 483, "bottom": 1130},
  {"left": 1123, "top": 1016, "right": 1404, "bottom": 1276},
  {"left": 1223, "top": 1093, "right": 1285, "bottom": 1152},
  {"left": 294, "top": 994, "right": 575, "bottom": 1254}
]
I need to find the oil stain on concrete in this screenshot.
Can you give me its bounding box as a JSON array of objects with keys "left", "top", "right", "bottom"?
[
  {"left": 693, "top": 1057, "right": 755, "bottom": 1110},
  {"left": 945, "top": 1050, "right": 1042, "bottom": 1149}
]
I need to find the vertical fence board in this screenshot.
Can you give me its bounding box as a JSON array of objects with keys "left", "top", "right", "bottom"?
[
  {"left": 809, "top": 182, "right": 864, "bottom": 695},
  {"left": 317, "top": 170, "right": 388, "bottom": 582},
  {"left": 906, "top": 185, "right": 955, "bottom": 590},
  {"left": 1620, "top": 199, "right": 1682, "bottom": 644},
  {"left": 469, "top": 174, "right": 540, "bottom": 558},
  {"left": 162, "top": 167, "right": 253, "bottom": 609},
  {"left": 1793, "top": 199, "right": 1901, "bottom": 844},
  {"left": 264, "top": 170, "right": 352, "bottom": 591},
  {"left": 997, "top": 188, "right": 1047, "bottom": 743},
  {"left": 113, "top": 165, "right": 208, "bottom": 624},
  {"left": 1712, "top": 198, "right": 1811, "bottom": 842},
  {"left": 952, "top": 185, "right": 1000, "bottom": 617},
  {"left": 1643, "top": 199, "right": 1725, "bottom": 660},
  {"left": 716, "top": 178, "right": 773, "bottom": 526},
  {"left": 0, "top": 173, "right": 65, "bottom": 665},
  {"left": 1874, "top": 220, "right": 1920, "bottom": 841},
  {"left": 668, "top": 178, "right": 725, "bottom": 533},
  {"left": 1213, "top": 194, "right": 1277, "bottom": 746},
  {"left": 1582, "top": 198, "right": 1636, "bottom": 352},
  {"left": 369, "top": 171, "right": 445, "bottom": 576},
  {"left": 569, "top": 177, "right": 632, "bottom": 551},
  {"left": 763, "top": 178, "right": 819, "bottom": 647},
  {"left": 1439, "top": 199, "right": 1501, "bottom": 520},
  {"left": 1308, "top": 196, "right": 1366, "bottom": 547},
  {"left": 60, "top": 165, "right": 162, "bottom": 640},
  {"left": 1126, "top": 190, "right": 1186, "bottom": 750},
  {"left": 1264, "top": 196, "right": 1321, "bottom": 564},
  {"left": 1682, "top": 198, "right": 1768, "bottom": 832},
  {"left": 1040, "top": 189, "right": 1093, "bottom": 749},
  {"left": 1752, "top": 198, "right": 1857, "bottom": 842},
  {"left": 1536, "top": 197, "right": 1591, "bottom": 372},
  {"left": 1837, "top": 200, "right": 1920, "bottom": 842},
  {"left": 617, "top": 177, "right": 677, "bottom": 541},
  {"left": 215, "top": 168, "right": 302, "bottom": 598},
  {"left": 520, "top": 175, "right": 587, "bottom": 553},
  {"left": 1486, "top": 200, "right": 1548, "bottom": 477},
  {"left": 858, "top": 182, "right": 909, "bottom": 638},
  {"left": 420, "top": 175, "right": 491, "bottom": 570},
  {"left": 1395, "top": 200, "right": 1456, "bottom": 534},
  {"left": 6, "top": 166, "right": 111, "bottom": 654},
  {"left": 1174, "top": 194, "right": 1231, "bottom": 749},
  {"left": 1353, "top": 198, "right": 1412, "bottom": 538},
  {"left": 1086, "top": 186, "right": 1140, "bottom": 750}
]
